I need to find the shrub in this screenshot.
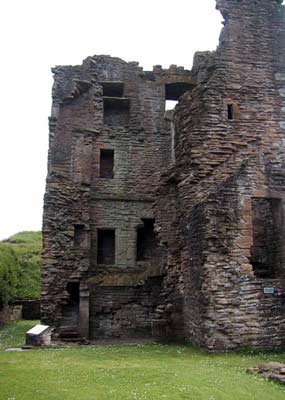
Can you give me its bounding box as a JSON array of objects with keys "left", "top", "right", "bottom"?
[
  {"left": 0, "top": 244, "right": 20, "bottom": 307},
  {"left": 0, "top": 232, "right": 41, "bottom": 307}
]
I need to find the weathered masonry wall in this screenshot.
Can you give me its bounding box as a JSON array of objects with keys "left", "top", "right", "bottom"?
[
  {"left": 42, "top": 0, "right": 285, "bottom": 350},
  {"left": 42, "top": 55, "right": 194, "bottom": 340},
  {"left": 155, "top": 0, "right": 285, "bottom": 350}
]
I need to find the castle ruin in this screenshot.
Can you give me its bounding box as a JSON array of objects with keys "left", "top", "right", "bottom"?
[{"left": 42, "top": 0, "right": 285, "bottom": 350}]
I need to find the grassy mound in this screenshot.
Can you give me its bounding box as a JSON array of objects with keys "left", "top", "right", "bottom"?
[
  {"left": 7, "top": 231, "right": 42, "bottom": 245},
  {"left": 0, "top": 231, "right": 41, "bottom": 306}
]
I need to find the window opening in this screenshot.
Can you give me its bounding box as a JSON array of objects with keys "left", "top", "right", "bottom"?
[
  {"left": 227, "top": 104, "right": 234, "bottom": 120},
  {"left": 97, "top": 229, "right": 115, "bottom": 265},
  {"left": 103, "top": 97, "right": 130, "bottom": 126},
  {"left": 137, "top": 219, "right": 158, "bottom": 261},
  {"left": 250, "top": 198, "right": 283, "bottom": 278},
  {"left": 100, "top": 149, "right": 114, "bottom": 179},
  {"left": 74, "top": 224, "right": 85, "bottom": 248},
  {"left": 164, "top": 82, "right": 194, "bottom": 111},
  {"left": 102, "top": 82, "right": 124, "bottom": 97},
  {"left": 165, "top": 82, "right": 194, "bottom": 101}
]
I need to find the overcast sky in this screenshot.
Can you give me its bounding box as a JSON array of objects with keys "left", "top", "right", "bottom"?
[{"left": 0, "top": 0, "right": 223, "bottom": 240}]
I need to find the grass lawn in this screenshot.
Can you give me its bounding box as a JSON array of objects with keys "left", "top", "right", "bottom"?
[{"left": 1, "top": 321, "right": 285, "bottom": 399}]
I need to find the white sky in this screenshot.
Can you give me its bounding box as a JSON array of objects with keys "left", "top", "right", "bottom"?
[{"left": 0, "top": 0, "right": 223, "bottom": 240}]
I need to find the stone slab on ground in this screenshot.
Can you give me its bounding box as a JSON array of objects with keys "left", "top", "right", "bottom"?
[
  {"left": 5, "top": 348, "right": 29, "bottom": 352},
  {"left": 247, "top": 362, "right": 285, "bottom": 384}
]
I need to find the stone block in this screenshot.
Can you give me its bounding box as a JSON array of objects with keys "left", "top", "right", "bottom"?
[{"left": 26, "top": 324, "right": 51, "bottom": 347}]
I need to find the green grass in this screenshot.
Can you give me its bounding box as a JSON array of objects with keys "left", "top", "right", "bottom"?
[
  {"left": 0, "top": 320, "right": 38, "bottom": 350},
  {"left": 1, "top": 322, "right": 285, "bottom": 399}
]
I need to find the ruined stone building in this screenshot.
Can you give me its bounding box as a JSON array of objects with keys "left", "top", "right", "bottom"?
[{"left": 42, "top": 0, "right": 285, "bottom": 350}]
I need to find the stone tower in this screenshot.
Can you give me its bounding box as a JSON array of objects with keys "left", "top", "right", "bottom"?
[{"left": 42, "top": 0, "right": 285, "bottom": 350}]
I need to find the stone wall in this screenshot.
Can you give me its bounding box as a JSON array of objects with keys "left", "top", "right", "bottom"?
[
  {"left": 155, "top": 0, "right": 285, "bottom": 350},
  {"left": 21, "top": 300, "right": 40, "bottom": 320},
  {"left": 89, "top": 277, "right": 164, "bottom": 339},
  {"left": 42, "top": 0, "right": 285, "bottom": 350},
  {"left": 42, "top": 55, "right": 193, "bottom": 339},
  {"left": 0, "top": 305, "right": 22, "bottom": 325}
]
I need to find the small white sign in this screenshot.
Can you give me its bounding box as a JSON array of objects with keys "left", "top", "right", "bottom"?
[
  {"left": 27, "top": 324, "right": 49, "bottom": 336},
  {"left": 263, "top": 287, "right": 275, "bottom": 295}
]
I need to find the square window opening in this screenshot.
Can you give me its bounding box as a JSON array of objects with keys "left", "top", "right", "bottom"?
[
  {"left": 102, "top": 82, "right": 124, "bottom": 97},
  {"left": 103, "top": 97, "right": 130, "bottom": 127}
]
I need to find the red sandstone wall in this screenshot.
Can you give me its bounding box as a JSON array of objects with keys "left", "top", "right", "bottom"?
[
  {"left": 156, "top": 0, "right": 285, "bottom": 350},
  {"left": 42, "top": 56, "right": 192, "bottom": 339}
]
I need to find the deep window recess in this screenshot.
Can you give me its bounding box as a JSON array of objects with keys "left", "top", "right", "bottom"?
[
  {"left": 137, "top": 219, "right": 158, "bottom": 261},
  {"left": 100, "top": 149, "right": 114, "bottom": 178},
  {"left": 102, "top": 82, "right": 129, "bottom": 127},
  {"left": 103, "top": 97, "right": 130, "bottom": 126},
  {"left": 74, "top": 224, "right": 85, "bottom": 247},
  {"left": 227, "top": 104, "right": 234, "bottom": 120},
  {"left": 97, "top": 229, "right": 115, "bottom": 265},
  {"left": 250, "top": 198, "right": 283, "bottom": 278},
  {"left": 102, "top": 82, "right": 124, "bottom": 97}
]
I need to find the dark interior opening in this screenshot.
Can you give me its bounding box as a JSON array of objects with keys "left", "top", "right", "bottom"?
[
  {"left": 227, "top": 104, "right": 234, "bottom": 120},
  {"left": 102, "top": 82, "right": 124, "bottom": 97},
  {"left": 250, "top": 198, "right": 283, "bottom": 278},
  {"left": 74, "top": 224, "right": 85, "bottom": 247},
  {"left": 100, "top": 149, "right": 114, "bottom": 179},
  {"left": 61, "top": 282, "right": 80, "bottom": 330},
  {"left": 165, "top": 82, "right": 194, "bottom": 101},
  {"left": 103, "top": 97, "right": 130, "bottom": 126},
  {"left": 137, "top": 219, "right": 158, "bottom": 261},
  {"left": 97, "top": 229, "right": 115, "bottom": 265},
  {"left": 66, "top": 282, "right": 80, "bottom": 305}
]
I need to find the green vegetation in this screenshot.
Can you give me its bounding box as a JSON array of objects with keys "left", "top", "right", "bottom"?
[
  {"left": 0, "top": 244, "right": 20, "bottom": 305},
  {"left": 0, "top": 320, "right": 38, "bottom": 350},
  {"left": 1, "top": 322, "right": 285, "bottom": 400},
  {"left": 0, "top": 231, "right": 41, "bottom": 306},
  {"left": 7, "top": 231, "right": 42, "bottom": 245}
]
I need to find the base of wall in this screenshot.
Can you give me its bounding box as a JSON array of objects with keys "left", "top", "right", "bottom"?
[{"left": 0, "top": 305, "right": 22, "bottom": 325}]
